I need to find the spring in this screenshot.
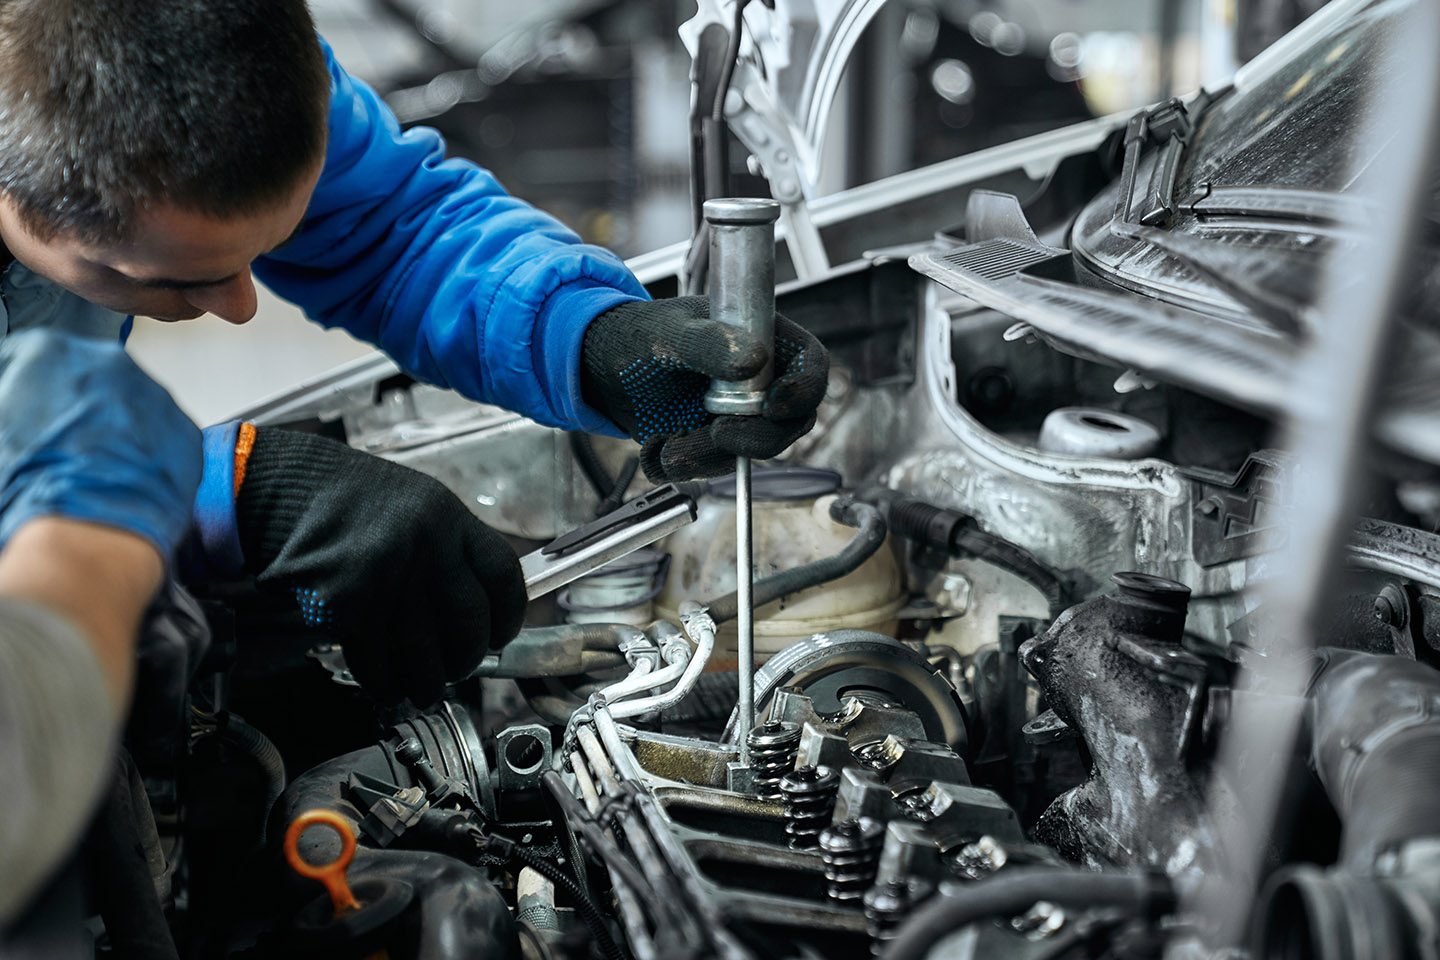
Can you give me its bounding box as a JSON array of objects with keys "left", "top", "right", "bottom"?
[
  {"left": 863, "top": 879, "right": 916, "bottom": 956},
  {"left": 780, "top": 765, "right": 840, "bottom": 850},
  {"left": 819, "top": 817, "right": 885, "bottom": 902},
  {"left": 748, "top": 720, "right": 801, "bottom": 801}
]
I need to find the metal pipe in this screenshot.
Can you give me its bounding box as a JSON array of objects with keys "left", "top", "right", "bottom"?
[
  {"left": 588, "top": 700, "right": 750, "bottom": 958},
  {"left": 576, "top": 726, "right": 624, "bottom": 797},
  {"left": 605, "top": 639, "right": 694, "bottom": 720},
  {"left": 570, "top": 751, "right": 603, "bottom": 815},
  {"left": 567, "top": 748, "right": 654, "bottom": 959},
  {"left": 702, "top": 197, "right": 780, "bottom": 766},
  {"left": 550, "top": 762, "right": 656, "bottom": 960}
]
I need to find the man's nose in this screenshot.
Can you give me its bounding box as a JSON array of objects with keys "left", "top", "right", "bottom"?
[{"left": 182, "top": 273, "right": 259, "bottom": 325}]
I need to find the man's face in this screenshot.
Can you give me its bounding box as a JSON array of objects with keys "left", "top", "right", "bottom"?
[{"left": 0, "top": 158, "right": 324, "bottom": 325}]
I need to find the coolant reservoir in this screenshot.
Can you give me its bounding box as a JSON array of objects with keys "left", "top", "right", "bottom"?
[{"left": 654, "top": 467, "right": 906, "bottom": 667}]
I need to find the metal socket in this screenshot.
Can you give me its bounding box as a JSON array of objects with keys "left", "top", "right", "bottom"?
[{"left": 703, "top": 198, "right": 781, "bottom": 417}]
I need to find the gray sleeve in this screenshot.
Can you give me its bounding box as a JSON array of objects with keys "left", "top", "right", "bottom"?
[{"left": 0, "top": 598, "right": 117, "bottom": 925}]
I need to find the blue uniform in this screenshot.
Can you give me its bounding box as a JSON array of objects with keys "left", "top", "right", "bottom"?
[
  {"left": 0, "top": 41, "right": 649, "bottom": 574},
  {"left": 254, "top": 41, "right": 647, "bottom": 436}
]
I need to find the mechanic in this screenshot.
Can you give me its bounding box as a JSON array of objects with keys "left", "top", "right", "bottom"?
[
  {"left": 0, "top": 0, "right": 828, "bottom": 938},
  {"left": 0, "top": 0, "right": 829, "bottom": 700}
]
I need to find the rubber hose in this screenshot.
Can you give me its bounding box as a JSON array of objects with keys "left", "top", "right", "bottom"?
[
  {"left": 496, "top": 623, "right": 642, "bottom": 679},
  {"left": 569, "top": 433, "right": 615, "bottom": 499},
  {"left": 1308, "top": 648, "right": 1440, "bottom": 868},
  {"left": 952, "top": 526, "right": 1068, "bottom": 617},
  {"left": 219, "top": 712, "right": 287, "bottom": 845},
  {"left": 880, "top": 868, "right": 1172, "bottom": 960},
  {"left": 707, "top": 498, "right": 887, "bottom": 624},
  {"left": 862, "top": 488, "right": 1068, "bottom": 617},
  {"left": 83, "top": 754, "right": 181, "bottom": 960}
]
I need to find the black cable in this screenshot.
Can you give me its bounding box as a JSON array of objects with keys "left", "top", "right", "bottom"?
[
  {"left": 540, "top": 772, "right": 661, "bottom": 910},
  {"left": 507, "top": 838, "right": 630, "bottom": 960},
  {"left": 880, "top": 869, "right": 1173, "bottom": 960},
  {"left": 703, "top": 1, "right": 750, "bottom": 204},
  {"left": 711, "top": 0, "right": 751, "bottom": 124},
  {"left": 597, "top": 457, "right": 640, "bottom": 517},
  {"left": 708, "top": 498, "right": 887, "bottom": 623},
  {"left": 952, "top": 526, "right": 1068, "bottom": 617},
  {"left": 570, "top": 432, "right": 616, "bottom": 499},
  {"left": 687, "top": 0, "right": 752, "bottom": 294},
  {"left": 216, "top": 712, "right": 287, "bottom": 846}
]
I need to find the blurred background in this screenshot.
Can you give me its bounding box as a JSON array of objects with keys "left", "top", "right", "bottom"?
[{"left": 128, "top": 0, "right": 1320, "bottom": 424}]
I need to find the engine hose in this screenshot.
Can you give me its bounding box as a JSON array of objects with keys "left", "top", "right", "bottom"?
[
  {"left": 858, "top": 488, "right": 1068, "bottom": 617},
  {"left": 880, "top": 868, "right": 1173, "bottom": 960},
  {"left": 484, "top": 623, "right": 641, "bottom": 680},
  {"left": 707, "top": 498, "right": 887, "bottom": 624},
  {"left": 217, "top": 712, "right": 286, "bottom": 845},
  {"left": 570, "top": 432, "right": 615, "bottom": 499},
  {"left": 1307, "top": 648, "right": 1440, "bottom": 868}
]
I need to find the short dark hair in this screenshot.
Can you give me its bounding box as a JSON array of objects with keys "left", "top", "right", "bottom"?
[{"left": 0, "top": 0, "right": 329, "bottom": 242}]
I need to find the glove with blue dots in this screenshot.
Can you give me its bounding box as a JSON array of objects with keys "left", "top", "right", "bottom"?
[
  {"left": 580, "top": 297, "right": 829, "bottom": 481},
  {"left": 233, "top": 428, "right": 525, "bottom": 707}
]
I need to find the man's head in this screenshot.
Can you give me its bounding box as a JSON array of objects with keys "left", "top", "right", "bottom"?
[{"left": 0, "top": 0, "right": 330, "bottom": 323}]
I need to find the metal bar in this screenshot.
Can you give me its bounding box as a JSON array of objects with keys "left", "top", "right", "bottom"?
[
  {"left": 735, "top": 455, "right": 755, "bottom": 762},
  {"left": 702, "top": 198, "right": 781, "bottom": 769},
  {"left": 520, "top": 498, "right": 696, "bottom": 600}
]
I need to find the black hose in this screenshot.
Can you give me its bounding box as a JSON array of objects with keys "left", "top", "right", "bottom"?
[
  {"left": 83, "top": 753, "right": 181, "bottom": 960},
  {"left": 707, "top": 497, "right": 887, "bottom": 623},
  {"left": 570, "top": 433, "right": 615, "bottom": 499},
  {"left": 880, "top": 868, "right": 1172, "bottom": 960},
  {"left": 857, "top": 487, "right": 1069, "bottom": 617},
  {"left": 218, "top": 712, "right": 287, "bottom": 845},
  {"left": 1307, "top": 648, "right": 1440, "bottom": 868}
]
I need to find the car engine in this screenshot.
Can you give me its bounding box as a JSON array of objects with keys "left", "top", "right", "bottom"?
[{"left": 86, "top": 0, "right": 1440, "bottom": 958}]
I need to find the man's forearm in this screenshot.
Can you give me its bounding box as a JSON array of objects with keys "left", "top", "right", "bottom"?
[
  {"left": 0, "top": 516, "right": 164, "bottom": 709},
  {"left": 0, "top": 517, "right": 163, "bottom": 925}
]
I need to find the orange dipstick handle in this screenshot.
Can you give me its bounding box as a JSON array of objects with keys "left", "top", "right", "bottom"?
[{"left": 284, "top": 809, "right": 363, "bottom": 918}]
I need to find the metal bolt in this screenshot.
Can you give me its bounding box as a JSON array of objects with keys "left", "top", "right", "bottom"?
[{"left": 1375, "top": 583, "right": 1409, "bottom": 629}]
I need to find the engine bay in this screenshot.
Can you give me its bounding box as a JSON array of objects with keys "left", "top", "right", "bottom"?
[{"left": 94, "top": 0, "right": 1440, "bottom": 957}]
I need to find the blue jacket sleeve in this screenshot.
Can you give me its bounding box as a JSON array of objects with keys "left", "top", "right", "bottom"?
[
  {"left": 253, "top": 41, "right": 648, "bottom": 436},
  {"left": 179, "top": 422, "right": 245, "bottom": 583}
]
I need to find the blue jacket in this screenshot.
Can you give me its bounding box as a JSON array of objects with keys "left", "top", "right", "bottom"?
[
  {"left": 254, "top": 42, "right": 647, "bottom": 435},
  {"left": 0, "top": 42, "right": 649, "bottom": 575}
]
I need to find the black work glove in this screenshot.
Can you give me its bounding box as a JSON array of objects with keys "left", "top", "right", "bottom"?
[
  {"left": 579, "top": 297, "right": 829, "bottom": 481},
  {"left": 235, "top": 428, "right": 526, "bottom": 707}
]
